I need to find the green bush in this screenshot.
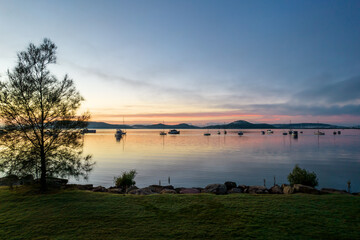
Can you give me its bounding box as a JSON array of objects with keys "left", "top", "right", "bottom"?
[
  {"left": 287, "top": 164, "right": 318, "bottom": 187},
  {"left": 114, "top": 170, "right": 137, "bottom": 190}
]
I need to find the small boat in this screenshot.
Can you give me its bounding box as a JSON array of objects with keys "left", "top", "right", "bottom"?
[
  {"left": 292, "top": 131, "right": 298, "bottom": 138},
  {"left": 204, "top": 133, "right": 211, "bottom": 136},
  {"left": 81, "top": 129, "right": 96, "bottom": 134},
  {"left": 266, "top": 130, "right": 273, "bottom": 134},
  {"left": 337, "top": 131, "right": 341, "bottom": 135},
  {"left": 217, "top": 131, "right": 221, "bottom": 135},
  {"left": 282, "top": 132, "right": 288, "bottom": 135},
  {"left": 238, "top": 131, "right": 244, "bottom": 136},
  {"left": 300, "top": 131, "right": 303, "bottom": 134},
  {"left": 160, "top": 131, "right": 167, "bottom": 135},
  {"left": 168, "top": 129, "right": 180, "bottom": 134},
  {"left": 115, "top": 129, "right": 126, "bottom": 137},
  {"left": 333, "top": 131, "right": 337, "bottom": 135},
  {"left": 314, "top": 130, "right": 325, "bottom": 135},
  {"left": 224, "top": 130, "right": 227, "bottom": 134},
  {"left": 261, "top": 131, "right": 265, "bottom": 135}
]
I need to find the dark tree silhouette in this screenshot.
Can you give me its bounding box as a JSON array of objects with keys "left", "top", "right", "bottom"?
[{"left": 0, "top": 39, "right": 93, "bottom": 191}]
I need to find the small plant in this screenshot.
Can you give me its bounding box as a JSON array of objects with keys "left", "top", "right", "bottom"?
[
  {"left": 114, "top": 170, "right": 137, "bottom": 190},
  {"left": 287, "top": 164, "right": 318, "bottom": 187}
]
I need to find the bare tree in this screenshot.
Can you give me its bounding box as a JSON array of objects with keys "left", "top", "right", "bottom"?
[{"left": 0, "top": 39, "right": 93, "bottom": 191}]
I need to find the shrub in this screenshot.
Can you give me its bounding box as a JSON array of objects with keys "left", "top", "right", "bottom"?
[
  {"left": 114, "top": 170, "right": 137, "bottom": 190},
  {"left": 287, "top": 164, "right": 318, "bottom": 187}
]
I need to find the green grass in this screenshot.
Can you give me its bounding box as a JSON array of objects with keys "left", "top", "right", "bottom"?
[{"left": 0, "top": 187, "right": 359, "bottom": 240}]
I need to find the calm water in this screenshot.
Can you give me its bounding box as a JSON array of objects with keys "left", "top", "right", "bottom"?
[{"left": 72, "top": 129, "right": 360, "bottom": 192}]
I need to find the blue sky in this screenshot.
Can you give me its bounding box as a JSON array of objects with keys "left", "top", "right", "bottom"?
[{"left": 1, "top": 0, "right": 360, "bottom": 125}]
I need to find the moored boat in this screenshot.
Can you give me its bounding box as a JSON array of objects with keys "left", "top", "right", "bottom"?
[{"left": 168, "top": 129, "right": 180, "bottom": 134}]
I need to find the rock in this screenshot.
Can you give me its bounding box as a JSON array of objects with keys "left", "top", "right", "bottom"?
[
  {"left": 204, "top": 184, "right": 227, "bottom": 195},
  {"left": 269, "top": 185, "right": 283, "bottom": 194},
  {"left": 148, "top": 185, "right": 174, "bottom": 193},
  {"left": 293, "top": 184, "right": 320, "bottom": 194},
  {"left": 0, "top": 175, "right": 20, "bottom": 186},
  {"left": 160, "top": 189, "right": 177, "bottom": 194},
  {"left": 282, "top": 185, "right": 294, "bottom": 194},
  {"left": 238, "top": 185, "right": 248, "bottom": 193},
  {"left": 180, "top": 188, "right": 201, "bottom": 194},
  {"left": 92, "top": 186, "right": 108, "bottom": 192},
  {"left": 248, "top": 186, "right": 268, "bottom": 194},
  {"left": 128, "top": 187, "right": 156, "bottom": 195},
  {"left": 19, "top": 175, "right": 34, "bottom": 185},
  {"left": 224, "top": 181, "right": 237, "bottom": 190},
  {"left": 320, "top": 188, "right": 348, "bottom": 194},
  {"left": 108, "top": 188, "right": 123, "bottom": 194},
  {"left": 126, "top": 186, "right": 138, "bottom": 193},
  {"left": 65, "top": 184, "right": 93, "bottom": 190},
  {"left": 228, "top": 187, "right": 243, "bottom": 194}
]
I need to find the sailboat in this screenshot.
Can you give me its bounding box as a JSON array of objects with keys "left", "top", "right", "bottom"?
[
  {"left": 115, "top": 117, "right": 127, "bottom": 137},
  {"left": 160, "top": 121, "right": 167, "bottom": 135},
  {"left": 314, "top": 121, "right": 325, "bottom": 135}
]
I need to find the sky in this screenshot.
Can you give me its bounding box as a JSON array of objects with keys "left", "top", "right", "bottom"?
[{"left": 1, "top": 0, "right": 360, "bottom": 126}]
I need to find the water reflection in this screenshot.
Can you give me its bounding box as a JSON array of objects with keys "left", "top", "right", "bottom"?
[{"left": 73, "top": 129, "right": 360, "bottom": 191}]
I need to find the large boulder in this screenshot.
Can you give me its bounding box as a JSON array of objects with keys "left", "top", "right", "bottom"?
[
  {"left": 248, "top": 186, "right": 268, "bottom": 194},
  {"left": 228, "top": 188, "right": 243, "bottom": 194},
  {"left": 224, "top": 181, "right": 237, "bottom": 190},
  {"left": 160, "top": 189, "right": 177, "bottom": 194},
  {"left": 147, "top": 185, "right": 174, "bottom": 193},
  {"left": 204, "top": 184, "right": 227, "bottom": 195},
  {"left": 238, "top": 185, "right": 249, "bottom": 193},
  {"left": 269, "top": 185, "right": 283, "bottom": 194},
  {"left": 293, "top": 184, "right": 320, "bottom": 194},
  {"left": 19, "top": 175, "right": 34, "bottom": 185},
  {"left": 0, "top": 175, "right": 20, "bottom": 186},
  {"left": 108, "top": 188, "right": 123, "bottom": 194},
  {"left": 126, "top": 185, "right": 139, "bottom": 193},
  {"left": 180, "top": 188, "right": 201, "bottom": 194},
  {"left": 92, "top": 186, "right": 108, "bottom": 192},
  {"left": 65, "top": 184, "right": 94, "bottom": 190},
  {"left": 282, "top": 185, "right": 294, "bottom": 194},
  {"left": 128, "top": 187, "right": 157, "bottom": 195},
  {"left": 320, "top": 188, "right": 348, "bottom": 194}
]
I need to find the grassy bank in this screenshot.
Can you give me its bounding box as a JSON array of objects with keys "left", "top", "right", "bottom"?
[{"left": 0, "top": 187, "right": 359, "bottom": 239}]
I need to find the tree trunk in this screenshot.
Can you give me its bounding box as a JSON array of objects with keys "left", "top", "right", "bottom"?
[{"left": 40, "top": 147, "right": 47, "bottom": 192}]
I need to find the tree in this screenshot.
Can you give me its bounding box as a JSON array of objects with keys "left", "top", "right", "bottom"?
[
  {"left": 287, "top": 164, "right": 318, "bottom": 187},
  {"left": 114, "top": 170, "right": 137, "bottom": 191},
  {"left": 0, "top": 39, "right": 94, "bottom": 191}
]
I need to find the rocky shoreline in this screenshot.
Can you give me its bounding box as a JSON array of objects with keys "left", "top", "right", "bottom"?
[
  {"left": 1, "top": 176, "right": 358, "bottom": 195},
  {"left": 69, "top": 181, "right": 357, "bottom": 196}
]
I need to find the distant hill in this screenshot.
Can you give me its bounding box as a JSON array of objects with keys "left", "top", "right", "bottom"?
[
  {"left": 87, "top": 120, "right": 346, "bottom": 129},
  {"left": 204, "top": 120, "right": 275, "bottom": 129},
  {"left": 87, "top": 122, "right": 199, "bottom": 129},
  {"left": 87, "top": 122, "right": 133, "bottom": 129},
  {"left": 273, "top": 123, "right": 346, "bottom": 129},
  {"left": 133, "top": 123, "right": 200, "bottom": 129}
]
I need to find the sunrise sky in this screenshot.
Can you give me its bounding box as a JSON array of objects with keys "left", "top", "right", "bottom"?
[{"left": 1, "top": 0, "right": 360, "bottom": 126}]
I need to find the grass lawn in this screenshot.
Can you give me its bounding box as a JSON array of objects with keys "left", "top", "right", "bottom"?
[{"left": 0, "top": 186, "right": 359, "bottom": 240}]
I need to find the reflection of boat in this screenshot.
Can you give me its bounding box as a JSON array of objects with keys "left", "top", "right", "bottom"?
[
  {"left": 238, "top": 131, "right": 243, "bottom": 136},
  {"left": 115, "top": 129, "right": 126, "bottom": 137},
  {"left": 168, "top": 129, "right": 180, "bottom": 134},
  {"left": 314, "top": 130, "right": 325, "bottom": 135}
]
